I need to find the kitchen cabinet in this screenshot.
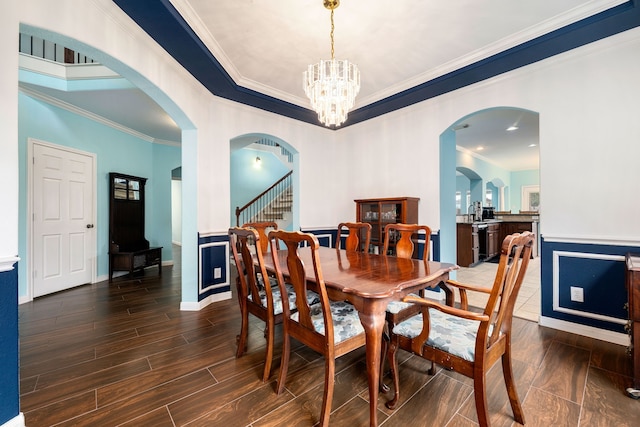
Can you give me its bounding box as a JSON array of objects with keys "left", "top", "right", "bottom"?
[
  {"left": 477, "top": 222, "right": 499, "bottom": 261},
  {"left": 457, "top": 223, "right": 479, "bottom": 267},
  {"left": 498, "top": 221, "right": 533, "bottom": 247},
  {"left": 625, "top": 253, "right": 640, "bottom": 395},
  {"left": 487, "top": 223, "right": 500, "bottom": 259},
  {"left": 355, "top": 197, "right": 419, "bottom": 254}
]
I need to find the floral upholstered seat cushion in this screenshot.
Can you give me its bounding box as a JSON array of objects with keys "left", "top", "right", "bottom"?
[
  {"left": 291, "top": 301, "right": 365, "bottom": 343},
  {"left": 392, "top": 309, "right": 494, "bottom": 362},
  {"left": 385, "top": 294, "right": 420, "bottom": 314},
  {"left": 250, "top": 276, "right": 320, "bottom": 315}
]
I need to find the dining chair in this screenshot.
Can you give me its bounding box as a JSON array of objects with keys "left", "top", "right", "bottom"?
[
  {"left": 383, "top": 223, "right": 444, "bottom": 329},
  {"left": 382, "top": 223, "right": 431, "bottom": 259},
  {"left": 242, "top": 221, "right": 278, "bottom": 254},
  {"left": 243, "top": 221, "right": 279, "bottom": 288},
  {"left": 380, "top": 223, "right": 447, "bottom": 389},
  {"left": 268, "top": 230, "right": 367, "bottom": 427},
  {"left": 336, "top": 221, "right": 371, "bottom": 252},
  {"left": 384, "top": 232, "right": 535, "bottom": 427},
  {"left": 228, "top": 226, "right": 319, "bottom": 382}
]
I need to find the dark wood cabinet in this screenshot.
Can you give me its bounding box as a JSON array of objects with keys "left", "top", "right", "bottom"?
[
  {"left": 457, "top": 223, "right": 479, "bottom": 267},
  {"left": 625, "top": 253, "right": 640, "bottom": 394},
  {"left": 498, "top": 221, "right": 533, "bottom": 247},
  {"left": 109, "top": 173, "right": 162, "bottom": 281},
  {"left": 355, "top": 197, "right": 419, "bottom": 255},
  {"left": 485, "top": 223, "right": 500, "bottom": 260}
]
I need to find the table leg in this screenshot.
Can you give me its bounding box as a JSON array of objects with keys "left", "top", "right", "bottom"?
[{"left": 358, "top": 309, "right": 386, "bottom": 427}]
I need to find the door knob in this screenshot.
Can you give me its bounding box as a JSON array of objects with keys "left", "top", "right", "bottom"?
[{"left": 86, "top": 224, "right": 94, "bottom": 229}]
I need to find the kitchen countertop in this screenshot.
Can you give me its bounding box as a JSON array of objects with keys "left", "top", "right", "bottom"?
[{"left": 456, "top": 214, "right": 539, "bottom": 224}]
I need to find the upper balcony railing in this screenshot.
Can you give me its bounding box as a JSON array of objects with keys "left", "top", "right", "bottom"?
[{"left": 19, "top": 33, "right": 96, "bottom": 64}]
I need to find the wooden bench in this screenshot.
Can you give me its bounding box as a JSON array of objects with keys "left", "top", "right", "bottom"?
[{"left": 109, "top": 242, "right": 162, "bottom": 282}]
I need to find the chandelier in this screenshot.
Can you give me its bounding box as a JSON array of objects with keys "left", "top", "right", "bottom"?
[{"left": 304, "top": 0, "right": 360, "bottom": 127}]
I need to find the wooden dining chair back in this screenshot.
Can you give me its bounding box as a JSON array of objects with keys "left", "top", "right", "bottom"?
[
  {"left": 228, "top": 226, "right": 279, "bottom": 382},
  {"left": 383, "top": 223, "right": 431, "bottom": 260},
  {"left": 229, "top": 226, "right": 319, "bottom": 382},
  {"left": 268, "top": 230, "right": 367, "bottom": 427},
  {"left": 242, "top": 221, "right": 278, "bottom": 254},
  {"left": 384, "top": 232, "right": 535, "bottom": 427},
  {"left": 337, "top": 222, "right": 371, "bottom": 252}
]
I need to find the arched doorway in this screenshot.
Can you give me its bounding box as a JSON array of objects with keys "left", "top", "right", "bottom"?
[
  {"left": 229, "top": 134, "right": 299, "bottom": 231},
  {"left": 440, "top": 107, "right": 540, "bottom": 319},
  {"left": 17, "top": 25, "right": 194, "bottom": 301}
]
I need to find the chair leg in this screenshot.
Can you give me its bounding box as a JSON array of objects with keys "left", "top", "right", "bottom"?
[
  {"left": 236, "top": 305, "right": 249, "bottom": 358},
  {"left": 319, "top": 356, "right": 335, "bottom": 427},
  {"left": 385, "top": 335, "right": 401, "bottom": 410},
  {"left": 276, "top": 332, "right": 290, "bottom": 395},
  {"left": 502, "top": 349, "right": 526, "bottom": 424},
  {"left": 379, "top": 325, "right": 390, "bottom": 392},
  {"left": 428, "top": 360, "right": 436, "bottom": 376},
  {"left": 262, "top": 317, "right": 274, "bottom": 382},
  {"left": 473, "top": 372, "right": 491, "bottom": 427}
]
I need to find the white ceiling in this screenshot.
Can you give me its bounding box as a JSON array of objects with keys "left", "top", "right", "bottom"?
[
  {"left": 19, "top": 0, "right": 627, "bottom": 171},
  {"left": 176, "top": 0, "right": 617, "bottom": 109}
]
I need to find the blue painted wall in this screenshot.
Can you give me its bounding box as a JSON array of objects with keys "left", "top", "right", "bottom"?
[
  {"left": 456, "top": 153, "right": 539, "bottom": 213},
  {"left": 229, "top": 148, "right": 290, "bottom": 226},
  {"left": 0, "top": 267, "right": 19, "bottom": 425},
  {"left": 541, "top": 238, "right": 637, "bottom": 333},
  {"left": 510, "top": 169, "right": 539, "bottom": 212},
  {"left": 18, "top": 93, "right": 181, "bottom": 296},
  {"left": 198, "top": 233, "right": 229, "bottom": 301}
]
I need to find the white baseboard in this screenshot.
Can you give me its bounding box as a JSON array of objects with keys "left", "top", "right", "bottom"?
[
  {"left": 180, "top": 290, "right": 232, "bottom": 311},
  {"left": 1, "top": 413, "right": 25, "bottom": 427},
  {"left": 539, "top": 315, "right": 630, "bottom": 346}
]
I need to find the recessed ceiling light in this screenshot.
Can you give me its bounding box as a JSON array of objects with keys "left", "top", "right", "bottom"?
[
  {"left": 506, "top": 125, "right": 519, "bottom": 131},
  {"left": 476, "top": 146, "right": 484, "bottom": 151},
  {"left": 528, "top": 143, "right": 537, "bottom": 147}
]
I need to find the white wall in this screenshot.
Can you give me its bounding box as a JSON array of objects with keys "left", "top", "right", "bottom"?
[{"left": 338, "top": 27, "right": 640, "bottom": 245}]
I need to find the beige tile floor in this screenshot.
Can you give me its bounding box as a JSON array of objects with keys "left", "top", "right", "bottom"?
[{"left": 451, "top": 256, "right": 541, "bottom": 322}]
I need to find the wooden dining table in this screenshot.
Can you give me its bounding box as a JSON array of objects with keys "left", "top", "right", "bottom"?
[{"left": 262, "top": 246, "right": 458, "bottom": 426}]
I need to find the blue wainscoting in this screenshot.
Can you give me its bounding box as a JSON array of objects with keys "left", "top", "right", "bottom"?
[
  {"left": 0, "top": 266, "right": 20, "bottom": 425},
  {"left": 198, "top": 233, "right": 230, "bottom": 301},
  {"left": 541, "top": 237, "right": 638, "bottom": 341}
]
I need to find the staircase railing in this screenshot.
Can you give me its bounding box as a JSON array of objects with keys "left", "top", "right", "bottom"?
[{"left": 235, "top": 171, "right": 293, "bottom": 226}]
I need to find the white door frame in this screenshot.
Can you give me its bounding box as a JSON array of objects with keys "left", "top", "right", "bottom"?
[
  {"left": 27, "top": 138, "right": 97, "bottom": 301},
  {"left": 521, "top": 185, "right": 540, "bottom": 212}
]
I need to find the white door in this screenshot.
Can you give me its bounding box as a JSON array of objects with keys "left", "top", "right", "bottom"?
[{"left": 32, "top": 141, "right": 95, "bottom": 297}]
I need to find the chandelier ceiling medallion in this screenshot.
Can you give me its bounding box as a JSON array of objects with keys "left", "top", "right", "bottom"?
[{"left": 304, "top": 0, "right": 360, "bottom": 127}]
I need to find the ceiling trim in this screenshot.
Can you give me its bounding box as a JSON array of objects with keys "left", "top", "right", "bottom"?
[
  {"left": 112, "top": 0, "right": 640, "bottom": 129},
  {"left": 19, "top": 84, "right": 180, "bottom": 146}
]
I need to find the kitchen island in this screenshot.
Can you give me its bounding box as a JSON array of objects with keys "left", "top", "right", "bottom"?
[{"left": 456, "top": 213, "right": 539, "bottom": 267}]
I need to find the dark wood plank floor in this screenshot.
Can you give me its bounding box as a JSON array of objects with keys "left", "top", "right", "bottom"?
[{"left": 19, "top": 248, "right": 640, "bottom": 426}]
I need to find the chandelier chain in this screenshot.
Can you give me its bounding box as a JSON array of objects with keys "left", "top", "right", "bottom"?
[{"left": 330, "top": 8, "right": 335, "bottom": 59}]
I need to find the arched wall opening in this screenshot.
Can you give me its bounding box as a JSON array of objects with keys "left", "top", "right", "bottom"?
[
  {"left": 440, "top": 107, "right": 540, "bottom": 272},
  {"left": 230, "top": 133, "right": 300, "bottom": 232},
  {"left": 17, "top": 24, "right": 196, "bottom": 302}
]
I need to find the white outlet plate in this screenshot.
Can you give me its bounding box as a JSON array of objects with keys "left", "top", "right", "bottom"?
[
  {"left": 570, "top": 286, "right": 584, "bottom": 302},
  {"left": 214, "top": 267, "right": 222, "bottom": 279}
]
